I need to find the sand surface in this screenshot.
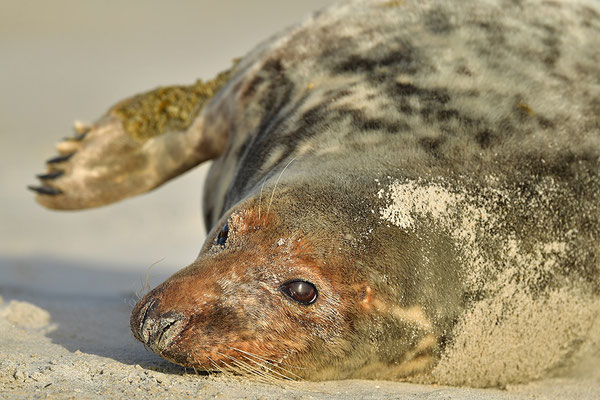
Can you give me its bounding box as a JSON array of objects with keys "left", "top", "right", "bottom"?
[{"left": 1, "top": 1, "right": 599, "bottom": 399}]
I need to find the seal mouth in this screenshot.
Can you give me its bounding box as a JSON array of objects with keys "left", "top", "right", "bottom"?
[{"left": 131, "top": 298, "right": 187, "bottom": 354}]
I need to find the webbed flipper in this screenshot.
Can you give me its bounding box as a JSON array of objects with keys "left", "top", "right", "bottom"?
[{"left": 29, "top": 69, "right": 231, "bottom": 210}]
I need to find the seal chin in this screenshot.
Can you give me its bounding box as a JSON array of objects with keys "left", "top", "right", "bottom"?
[{"left": 131, "top": 296, "right": 187, "bottom": 356}]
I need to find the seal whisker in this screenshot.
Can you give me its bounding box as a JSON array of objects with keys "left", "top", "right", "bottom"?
[
  {"left": 257, "top": 177, "right": 267, "bottom": 222},
  {"left": 207, "top": 356, "right": 233, "bottom": 378},
  {"left": 265, "top": 157, "right": 295, "bottom": 223},
  {"left": 227, "top": 354, "right": 285, "bottom": 385},
  {"left": 134, "top": 278, "right": 148, "bottom": 303},
  {"left": 145, "top": 258, "right": 165, "bottom": 291},
  {"left": 229, "top": 346, "right": 307, "bottom": 372},
  {"left": 226, "top": 346, "right": 285, "bottom": 367},
  {"left": 238, "top": 354, "right": 296, "bottom": 381},
  {"left": 216, "top": 351, "right": 276, "bottom": 383},
  {"left": 219, "top": 359, "right": 254, "bottom": 381},
  {"left": 231, "top": 358, "right": 301, "bottom": 389},
  {"left": 223, "top": 354, "right": 290, "bottom": 380},
  {"left": 226, "top": 346, "right": 303, "bottom": 380},
  {"left": 216, "top": 359, "right": 238, "bottom": 377}
]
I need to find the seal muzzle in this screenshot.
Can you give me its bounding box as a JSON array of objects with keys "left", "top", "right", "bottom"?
[{"left": 131, "top": 297, "right": 187, "bottom": 355}]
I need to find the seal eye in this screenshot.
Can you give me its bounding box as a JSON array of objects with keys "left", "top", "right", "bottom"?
[
  {"left": 216, "top": 222, "right": 229, "bottom": 245},
  {"left": 281, "top": 280, "right": 318, "bottom": 305}
]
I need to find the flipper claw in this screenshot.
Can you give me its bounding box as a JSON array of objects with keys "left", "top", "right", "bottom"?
[
  {"left": 28, "top": 185, "right": 63, "bottom": 195},
  {"left": 46, "top": 153, "right": 74, "bottom": 164},
  {"left": 36, "top": 171, "right": 64, "bottom": 180},
  {"left": 62, "top": 132, "right": 87, "bottom": 142}
]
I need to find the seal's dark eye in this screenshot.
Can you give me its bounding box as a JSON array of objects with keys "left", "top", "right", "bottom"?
[
  {"left": 216, "top": 222, "right": 229, "bottom": 245},
  {"left": 281, "top": 280, "right": 318, "bottom": 305}
]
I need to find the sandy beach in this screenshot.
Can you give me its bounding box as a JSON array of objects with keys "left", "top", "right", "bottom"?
[{"left": 1, "top": 1, "right": 599, "bottom": 398}]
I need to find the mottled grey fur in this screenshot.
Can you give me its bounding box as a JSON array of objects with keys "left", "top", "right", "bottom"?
[{"left": 204, "top": 0, "right": 599, "bottom": 226}]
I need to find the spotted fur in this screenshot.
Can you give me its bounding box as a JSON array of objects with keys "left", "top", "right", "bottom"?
[{"left": 200, "top": 0, "right": 600, "bottom": 228}]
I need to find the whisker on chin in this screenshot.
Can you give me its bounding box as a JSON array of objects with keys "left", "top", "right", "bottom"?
[
  {"left": 217, "top": 351, "right": 276, "bottom": 385},
  {"left": 237, "top": 354, "right": 296, "bottom": 381},
  {"left": 227, "top": 345, "right": 307, "bottom": 371},
  {"left": 207, "top": 356, "right": 233, "bottom": 378},
  {"left": 226, "top": 346, "right": 304, "bottom": 380}
]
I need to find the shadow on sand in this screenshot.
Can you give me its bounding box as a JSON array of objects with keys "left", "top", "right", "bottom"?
[{"left": 0, "top": 256, "right": 191, "bottom": 375}]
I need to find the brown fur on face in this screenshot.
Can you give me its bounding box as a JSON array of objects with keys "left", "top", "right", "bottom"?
[{"left": 130, "top": 202, "right": 370, "bottom": 380}]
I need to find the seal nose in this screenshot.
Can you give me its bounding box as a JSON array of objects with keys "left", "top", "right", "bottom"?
[{"left": 130, "top": 297, "right": 187, "bottom": 353}]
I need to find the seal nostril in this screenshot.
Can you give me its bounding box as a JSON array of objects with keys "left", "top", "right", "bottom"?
[
  {"left": 155, "top": 314, "right": 187, "bottom": 351},
  {"left": 130, "top": 298, "right": 157, "bottom": 343},
  {"left": 139, "top": 299, "right": 159, "bottom": 344},
  {"left": 131, "top": 297, "right": 187, "bottom": 353},
  {"left": 130, "top": 297, "right": 163, "bottom": 344}
]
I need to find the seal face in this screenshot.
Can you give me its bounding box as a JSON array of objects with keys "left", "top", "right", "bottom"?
[
  {"left": 32, "top": 0, "right": 600, "bottom": 386},
  {"left": 131, "top": 204, "right": 371, "bottom": 381}
]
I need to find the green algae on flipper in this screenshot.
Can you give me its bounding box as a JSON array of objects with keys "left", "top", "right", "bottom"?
[{"left": 111, "top": 68, "right": 232, "bottom": 141}]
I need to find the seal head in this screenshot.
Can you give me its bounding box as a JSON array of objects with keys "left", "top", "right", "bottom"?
[
  {"left": 131, "top": 199, "right": 366, "bottom": 380},
  {"left": 131, "top": 182, "right": 452, "bottom": 380}
]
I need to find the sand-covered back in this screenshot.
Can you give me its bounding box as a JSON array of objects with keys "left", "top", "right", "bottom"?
[{"left": 378, "top": 178, "right": 600, "bottom": 387}]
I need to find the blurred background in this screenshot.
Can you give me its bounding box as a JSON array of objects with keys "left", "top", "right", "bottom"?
[{"left": 0, "top": 0, "right": 332, "bottom": 293}]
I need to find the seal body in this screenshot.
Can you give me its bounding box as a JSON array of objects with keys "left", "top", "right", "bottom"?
[{"left": 32, "top": 0, "right": 600, "bottom": 386}]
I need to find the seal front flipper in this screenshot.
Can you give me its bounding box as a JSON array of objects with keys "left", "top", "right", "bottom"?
[{"left": 29, "top": 69, "right": 232, "bottom": 210}]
